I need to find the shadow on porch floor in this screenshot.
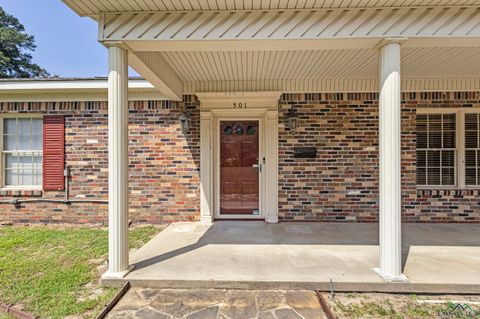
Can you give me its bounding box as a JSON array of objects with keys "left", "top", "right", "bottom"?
[{"left": 105, "top": 221, "right": 480, "bottom": 293}]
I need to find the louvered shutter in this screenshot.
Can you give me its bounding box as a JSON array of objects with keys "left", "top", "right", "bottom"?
[{"left": 42, "top": 115, "right": 65, "bottom": 190}]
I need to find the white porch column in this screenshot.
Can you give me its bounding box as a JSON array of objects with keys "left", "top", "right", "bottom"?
[
  {"left": 103, "top": 44, "right": 131, "bottom": 279},
  {"left": 375, "top": 40, "right": 407, "bottom": 282}
]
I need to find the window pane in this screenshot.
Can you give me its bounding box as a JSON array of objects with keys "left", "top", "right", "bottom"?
[
  {"left": 4, "top": 118, "right": 16, "bottom": 134},
  {"left": 17, "top": 134, "right": 30, "bottom": 150},
  {"left": 417, "top": 131, "right": 428, "bottom": 148},
  {"left": 417, "top": 167, "right": 426, "bottom": 185},
  {"left": 465, "top": 113, "right": 478, "bottom": 130},
  {"left": 19, "top": 169, "right": 33, "bottom": 185},
  {"left": 33, "top": 155, "right": 42, "bottom": 185},
  {"left": 429, "top": 131, "right": 442, "bottom": 148},
  {"left": 4, "top": 134, "right": 16, "bottom": 150},
  {"left": 443, "top": 113, "right": 456, "bottom": 131},
  {"left": 5, "top": 153, "right": 17, "bottom": 169},
  {"left": 465, "top": 130, "right": 478, "bottom": 148},
  {"left": 466, "top": 150, "right": 476, "bottom": 168},
  {"left": 31, "top": 134, "right": 42, "bottom": 150},
  {"left": 17, "top": 118, "right": 30, "bottom": 135},
  {"left": 5, "top": 169, "right": 18, "bottom": 186},
  {"left": 416, "top": 150, "right": 426, "bottom": 167},
  {"left": 427, "top": 167, "right": 441, "bottom": 185},
  {"left": 427, "top": 150, "right": 440, "bottom": 167},
  {"left": 442, "top": 168, "right": 455, "bottom": 185},
  {"left": 442, "top": 150, "right": 455, "bottom": 167},
  {"left": 32, "top": 119, "right": 42, "bottom": 135},
  {"left": 466, "top": 168, "right": 477, "bottom": 185},
  {"left": 443, "top": 130, "right": 456, "bottom": 148},
  {"left": 429, "top": 114, "right": 442, "bottom": 132}
]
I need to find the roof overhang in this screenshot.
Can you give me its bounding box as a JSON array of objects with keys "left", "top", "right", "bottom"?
[
  {"left": 62, "top": 0, "right": 480, "bottom": 17},
  {"left": 60, "top": 1, "right": 480, "bottom": 96},
  {"left": 0, "top": 78, "right": 169, "bottom": 102}
]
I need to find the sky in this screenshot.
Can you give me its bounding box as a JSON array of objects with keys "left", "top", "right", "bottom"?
[{"left": 0, "top": 0, "right": 137, "bottom": 78}]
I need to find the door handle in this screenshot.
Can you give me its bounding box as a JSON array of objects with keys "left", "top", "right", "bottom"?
[{"left": 252, "top": 163, "right": 262, "bottom": 172}]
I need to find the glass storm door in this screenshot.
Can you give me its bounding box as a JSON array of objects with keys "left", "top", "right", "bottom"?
[{"left": 220, "top": 121, "right": 260, "bottom": 215}]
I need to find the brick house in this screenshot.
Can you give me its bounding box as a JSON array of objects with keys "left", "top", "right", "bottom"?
[{"left": 1, "top": 0, "right": 480, "bottom": 282}]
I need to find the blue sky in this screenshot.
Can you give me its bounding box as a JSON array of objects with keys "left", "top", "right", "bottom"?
[{"left": 0, "top": 0, "right": 136, "bottom": 77}]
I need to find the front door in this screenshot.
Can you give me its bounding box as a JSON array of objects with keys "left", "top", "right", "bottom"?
[{"left": 219, "top": 121, "right": 260, "bottom": 216}]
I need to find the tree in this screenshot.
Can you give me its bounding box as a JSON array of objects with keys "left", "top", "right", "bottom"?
[{"left": 0, "top": 6, "right": 49, "bottom": 78}]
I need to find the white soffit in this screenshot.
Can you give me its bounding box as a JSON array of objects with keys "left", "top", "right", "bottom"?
[
  {"left": 99, "top": 6, "right": 480, "bottom": 42},
  {"left": 63, "top": 0, "right": 480, "bottom": 16},
  {"left": 156, "top": 47, "right": 480, "bottom": 93},
  {"left": 163, "top": 47, "right": 480, "bottom": 81}
]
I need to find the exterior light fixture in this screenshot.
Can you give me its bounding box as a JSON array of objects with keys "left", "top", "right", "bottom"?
[
  {"left": 287, "top": 107, "right": 299, "bottom": 131},
  {"left": 178, "top": 111, "right": 191, "bottom": 134}
]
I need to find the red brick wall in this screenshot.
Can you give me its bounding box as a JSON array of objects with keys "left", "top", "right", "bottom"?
[
  {"left": 1, "top": 92, "right": 479, "bottom": 224},
  {"left": 278, "top": 92, "right": 480, "bottom": 223},
  {"left": 0, "top": 98, "right": 200, "bottom": 224}
]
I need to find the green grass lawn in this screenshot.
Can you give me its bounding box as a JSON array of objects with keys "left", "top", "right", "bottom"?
[{"left": 0, "top": 224, "right": 162, "bottom": 319}]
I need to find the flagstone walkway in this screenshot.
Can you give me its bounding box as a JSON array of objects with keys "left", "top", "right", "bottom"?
[{"left": 106, "top": 288, "right": 327, "bottom": 319}]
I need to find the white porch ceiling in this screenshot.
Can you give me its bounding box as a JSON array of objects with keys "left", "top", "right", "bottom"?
[
  {"left": 153, "top": 46, "right": 480, "bottom": 93},
  {"left": 64, "top": 0, "right": 480, "bottom": 16}
]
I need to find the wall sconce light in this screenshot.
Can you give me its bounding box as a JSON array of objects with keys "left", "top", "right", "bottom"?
[
  {"left": 287, "top": 106, "right": 298, "bottom": 131},
  {"left": 178, "top": 111, "right": 191, "bottom": 134}
]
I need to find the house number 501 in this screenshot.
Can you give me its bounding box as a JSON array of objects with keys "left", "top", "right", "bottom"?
[{"left": 232, "top": 102, "right": 247, "bottom": 109}]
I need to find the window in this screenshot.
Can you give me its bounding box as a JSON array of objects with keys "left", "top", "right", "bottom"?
[
  {"left": 416, "top": 110, "right": 480, "bottom": 188},
  {"left": 416, "top": 114, "right": 456, "bottom": 186},
  {"left": 2, "top": 117, "right": 43, "bottom": 187}
]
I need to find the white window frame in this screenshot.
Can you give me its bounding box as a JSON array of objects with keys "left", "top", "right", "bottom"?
[
  {"left": 0, "top": 113, "right": 43, "bottom": 190},
  {"left": 416, "top": 108, "right": 480, "bottom": 189}
]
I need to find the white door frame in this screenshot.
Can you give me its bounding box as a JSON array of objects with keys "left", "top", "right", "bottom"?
[
  {"left": 197, "top": 92, "right": 280, "bottom": 223},
  {"left": 214, "top": 116, "right": 265, "bottom": 220}
]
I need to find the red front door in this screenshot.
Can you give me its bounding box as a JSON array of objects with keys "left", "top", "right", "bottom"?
[{"left": 220, "top": 121, "right": 260, "bottom": 215}]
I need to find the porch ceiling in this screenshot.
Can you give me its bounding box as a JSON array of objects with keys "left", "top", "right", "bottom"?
[
  {"left": 132, "top": 46, "right": 480, "bottom": 93},
  {"left": 63, "top": 0, "right": 480, "bottom": 17}
]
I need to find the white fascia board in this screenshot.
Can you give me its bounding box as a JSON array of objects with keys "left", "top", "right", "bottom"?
[
  {"left": 0, "top": 91, "right": 169, "bottom": 102},
  {"left": 0, "top": 79, "right": 170, "bottom": 102},
  {"left": 0, "top": 79, "right": 155, "bottom": 92}
]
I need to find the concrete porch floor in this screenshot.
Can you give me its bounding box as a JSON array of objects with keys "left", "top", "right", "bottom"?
[{"left": 104, "top": 222, "right": 480, "bottom": 293}]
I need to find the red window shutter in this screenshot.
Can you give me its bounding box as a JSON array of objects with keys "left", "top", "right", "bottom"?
[{"left": 43, "top": 115, "right": 65, "bottom": 191}]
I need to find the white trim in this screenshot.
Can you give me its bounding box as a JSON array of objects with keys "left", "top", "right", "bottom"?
[
  {"left": 0, "top": 114, "right": 43, "bottom": 189},
  {"left": 64, "top": 0, "right": 480, "bottom": 17},
  {"left": 265, "top": 110, "right": 279, "bottom": 224},
  {"left": 197, "top": 92, "right": 280, "bottom": 222},
  {"left": 200, "top": 111, "right": 213, "bottom": 224},
  {"left": 415, "top": 107, "right": 480, "bottom": 189},
  {"left": 0, "top": 79, "right": 155, "bottom": 91},
  {"left": 214, "top": 116, "right": 265, "bottom": 220},
  {"left": 0, "top": 79, "right": 169, "bottom": 102},
  {"left": 0, "top": 92, "right": 168, "bottom": 102}
]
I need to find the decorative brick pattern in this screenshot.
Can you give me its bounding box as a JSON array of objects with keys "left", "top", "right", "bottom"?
[
  {"left": 278, "top": 92, "right": 480, "bottom": 223},
  {"left": 278, "top": 93, "right": 379, "bottom": 222},
  {"left": 1, "top": 92, "right": 480, "bottom": 224},
  {"left": 0, "top": 98, "right": 200, "bottom": 224}
]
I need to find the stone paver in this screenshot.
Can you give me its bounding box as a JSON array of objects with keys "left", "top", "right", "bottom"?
[{"left": 106, "top": 288, "right": 327, "bottom": 319}]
